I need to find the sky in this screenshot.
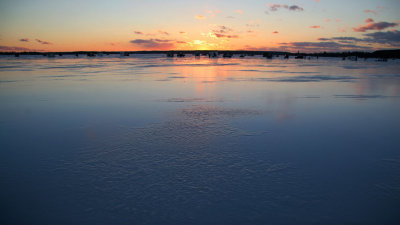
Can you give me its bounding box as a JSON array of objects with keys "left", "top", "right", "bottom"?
[{"left": 0, "top": 0, "right": 399, "bottom": 52}]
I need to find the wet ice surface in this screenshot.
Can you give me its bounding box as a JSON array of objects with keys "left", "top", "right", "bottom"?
[{"left": 1, "top": 55, "right": 400, "bottom": 224}]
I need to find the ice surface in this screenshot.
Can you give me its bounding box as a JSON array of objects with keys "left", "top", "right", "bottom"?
[{"left": 1, "top": 55, "right": 400, "bottom": 225}]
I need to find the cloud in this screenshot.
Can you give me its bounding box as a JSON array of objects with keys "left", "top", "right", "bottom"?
[
  {"left": 272, "top": 31, "right": 279, "bottom": 34},
  {"left": 211, "top": 25, "right": 239, "bottom": 39},
  {"left": 154, "top": 39, "right": 172, "bottom": 42},
  {"left": 364, "top": 6, "right": 383, "bottom": 16},
  {"left": 267, "top": 4, "right": 304, "bottom": 12},
  {"left": 364, "top": 9, "right": 377, "bottom": 15},
  {"left": 353, "top": 21, "right": 398, "bottom": 32},
  {"left": 282, "top": 41, "right": 342, "bottom": 48},
  {"left": 176, "top": 41, "right": 186, "bottom": 44},
  {"left": 319, "top": 36, "right": 363, "bottom": 42},
  {"left": 246, "top": 20, "right": 261, "bottom": 27},
  {"left": 195, "top": 15, "right": 206, "bottom": 20},
  {"left": 19, "top": 38, "right": 29, "bottom": 42},
  {"left": 158, "top": 30, "right": 169, "bottom": 35},
  {"left": 279, "top": 41, "right": 372, "bottom": 52},
  {"left": 35, "top": 39, "right": 52, "bottom": 45},
  {"left": 310, "top": 25, "right": 321, "bottom": 29},
  {"left": 214, "top": 34, "right": 238, "bottom": 38},
  {"left": 268, "top": 4, "right": 281, "bottom": 11},
  {"left": 318, "top": 36, "right": 365, "bottom": 44},
  {"left": 130, "top": 39, "right": 155, "bottom": 44},
  {"left": 130, "top": 39, "right": 174, "bottom": 50},
  {"left": 318, "top": 32, "right": 400, "bottom": 47},
  {"left": 179, "top": 31, "right": 187, "bottom": 35},
  {"left": 236, "top": 9, "right": 243, "bottom": 14},
  {"left": 364, "top": 30, "right": 400, "bottom": 46},
  {"left": 142, "top": 30, "right": 170, "bottom": 36},
  {"left": 288, "top": 5, "right": 304, "bottom": 11},
  {"left": 214, "top": 25, "right": 232, "bottom": 33},
  {"left": 365, "top": 18, "right": 374, "bottom": 23},
  {"left": 134, "top": 31, "right": 143, "bottom": 35},
  {"left": 0, "top": 45, "right": 32, "bottom": 51},
  {"left": 206, "top": 9, "right": 219, "bottom": 17},
  {"left": 332, "top": 37, "right": 364, "bottom": 42}
]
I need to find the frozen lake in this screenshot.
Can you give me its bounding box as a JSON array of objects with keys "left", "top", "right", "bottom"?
[{"left": 1, "top": 54, "right": 399, "bottom": 224}]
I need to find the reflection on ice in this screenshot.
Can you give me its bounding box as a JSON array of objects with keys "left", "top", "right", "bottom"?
[
  {"left": 168, "top": 76, "right": 186, "bottom": 79},
  {"left": 266, "top": 75, "right": 357, "bottom": 82},
  {"left": 161, "top": 98, "right": 223, "bottom": 102},
  {"left": 223, "top": 75, "right": 356, "bottom": 82},
  {"left": 334, "top": 94, "right": 400, "bottom": 99},
  {"left": 137, "top": 62, "right": 240, "bottom": 68}
]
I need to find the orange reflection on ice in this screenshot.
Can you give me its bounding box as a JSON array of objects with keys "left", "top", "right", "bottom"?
[{"left": 170, "top": 56, "right": 234, "bottom": 95}]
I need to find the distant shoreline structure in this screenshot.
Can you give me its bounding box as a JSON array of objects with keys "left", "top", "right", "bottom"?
[{"left": 1, "top": 49, "right": 399, "bottom": 59}]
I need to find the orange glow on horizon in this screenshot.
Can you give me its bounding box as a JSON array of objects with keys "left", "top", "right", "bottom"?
[{"left": 0, "top": 0, "right": 398, "bottom": 52}]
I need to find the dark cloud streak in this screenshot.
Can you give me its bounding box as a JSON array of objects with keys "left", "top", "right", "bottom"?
[
  {"left": 353, "top": 21, "right": 398, "bottom": 32},
  {"left": 0, "top": 45, "right": 32, "bottom": 51},
  {"left": 35, "top": 39, "right": 52, "bottom": 45},
  {"left": 317, "top": 30, "right": 400, "bottom": 48},
  {"left": 267, "top": 4, "right": 304, "bottom": 12},
  {"left": 364, "top": 30, "right": 400, "bottom": 46},
  {"left": 130, "top": 39, "right": 174, "bottom": 49},
  {"left": 212, "top": 26, "right": 239, "bottom": 39},
  {"left": 279, "top": 41, "right": 372, "bottom": 51}
]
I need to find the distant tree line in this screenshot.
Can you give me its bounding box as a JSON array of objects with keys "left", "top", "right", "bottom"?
[{"left": 1, "top": 49, "right": 399, "bottom": 59}]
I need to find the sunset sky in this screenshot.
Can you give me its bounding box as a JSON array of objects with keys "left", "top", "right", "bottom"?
[{"left": 1, "top": 0, "right": 399, "bottom": 52}]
